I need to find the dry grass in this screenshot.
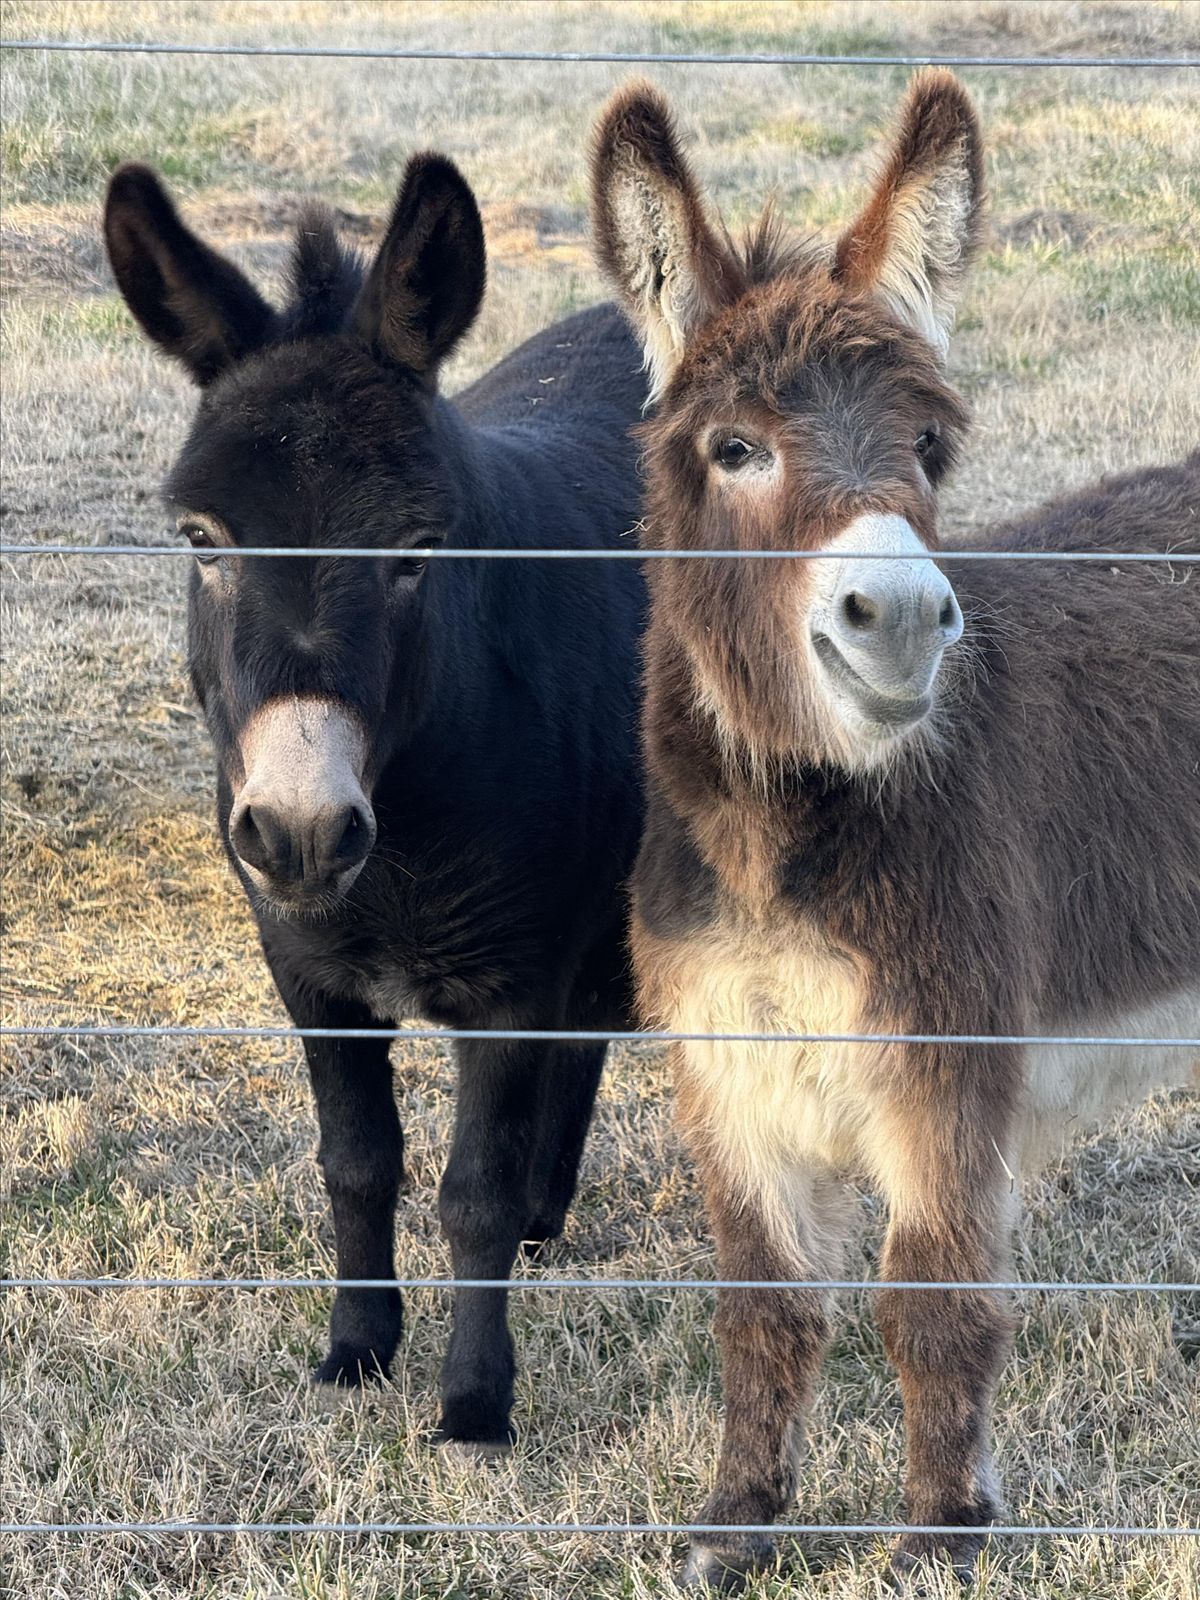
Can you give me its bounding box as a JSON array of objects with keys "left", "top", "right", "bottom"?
[{"left": 2, "top": 3, "right": 1198, "bottom": 1597}]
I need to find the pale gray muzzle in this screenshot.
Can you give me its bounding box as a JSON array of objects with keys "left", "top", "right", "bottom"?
[
  {"left": 811, "top": 514, "right": 963, "bottom": 728},
  {"left": 229, "top": 696, "right": 375, "bottom": 901}
]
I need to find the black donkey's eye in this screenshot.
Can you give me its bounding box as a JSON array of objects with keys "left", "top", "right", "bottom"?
[
  {"left": 180, "top": 524, "right": 219, "bottom": 564},
  {"left": 391, "top": 535, "right": 442, "bottom": 582}
]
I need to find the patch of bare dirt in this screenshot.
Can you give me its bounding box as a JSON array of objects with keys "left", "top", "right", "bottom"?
[
  {"left": 920, "top": 0, "right": 1200, "bottom": 57},
  {"left": 193, "top": 193, "right": 378, "bottom": 241},
  {"left": 481, "top": 199, "right": 587, "bottom": 265},
  {"left": 994, "top": 207, "right": 1120, "bottom": 252},
  {"left": 0, "top": 212, "right": 110, "bottom": 296}
]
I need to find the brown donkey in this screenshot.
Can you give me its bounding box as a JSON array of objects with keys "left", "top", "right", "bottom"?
[{"left": 591, "top": 72, "right": 1200, "bottom": 1588}]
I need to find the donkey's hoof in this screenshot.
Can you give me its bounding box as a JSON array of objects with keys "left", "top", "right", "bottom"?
[
  {"left": 436, "top": 1392, "right": 517, "bottom": 1454},
  {"left": 680, "top": 1538, "right": 773, "bottom": 1592},
  {"left": 312, "top": 1344, "right": 391, "bottom": 1388},
  {"left": 888, "top": 1536, "right": 979, "bottom": 1589},
  {"left": 436, "top": 1435, "right": 514, "bottom": 1466}
]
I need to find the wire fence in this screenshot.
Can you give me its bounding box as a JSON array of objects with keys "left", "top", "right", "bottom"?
[
  {"left": 4, "top": 543, "right": 1200, "bottom": 562},
  {"left": 6, "top": 1022, "right": 1200, "bottom": 1045},
  {"left": 4, "top": 38, "right": 1199, "bottom": 68},
  {"left": 5, "top": 1275, "right": 1198, "bottom": 1293},
  {"left": 5, "top": 1520, "right": 1198, "bottom": 1539},
  {"left": 4, "top": 24, "right": 1198, "bottom": 1556}
]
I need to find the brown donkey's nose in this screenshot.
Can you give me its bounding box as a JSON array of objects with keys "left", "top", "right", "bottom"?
[{"left": 230, "top": 798, "right": 376, "bottom": 886}]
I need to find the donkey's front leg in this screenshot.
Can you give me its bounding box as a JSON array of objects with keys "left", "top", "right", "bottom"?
[
  {"left": 306, "top": 1028, "right": 404, "bottom": 1384},
  {"left": 436, "top": 1036, "right": 544, "bottom": 1453},
  {"left": 872, "top": 1058, "right": 1018, "bottom": 1584},
  {"left": 271, "top": 971, "right": 404, "bottom": 1385},
  {"left": 682, "top": 1153, "right": 842, "bottom": 1591}
]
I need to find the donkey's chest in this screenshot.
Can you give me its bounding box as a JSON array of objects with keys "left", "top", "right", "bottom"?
[
  {"left": 641, "top": 910, "right": 873, "bottom": 1169},
  {"left": 275, "top": 857, "right": 551, "bottom": 1027}
]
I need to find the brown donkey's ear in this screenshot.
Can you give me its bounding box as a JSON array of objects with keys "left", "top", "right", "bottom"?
[
  {"left": 834, "top": 70, "right": 985, "bottom": 358},
  {"left": 590, "top": 80, "right": 741, "bottom": 400},
  {"left": 105, "top": 164, "right": 277, "bottom": 385},
  {"left": 354, "top": 153, "right": 486, "bottom": 381}
]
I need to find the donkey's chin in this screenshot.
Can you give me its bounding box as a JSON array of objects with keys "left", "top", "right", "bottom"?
[
  {"left": 811, "top": 635, "right": 938, "bottom": 770},
  {"left": 241, "top": 860, "right": 367, "bottom": 922}
]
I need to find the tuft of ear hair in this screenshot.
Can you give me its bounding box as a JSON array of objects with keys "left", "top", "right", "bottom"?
[
  {"left": 104, "top": 163, "right": 277, "bottom": 384},
  {"left": 834, "top": 70, "right": 985, "bottom": 358},
  {"left": 352, "top": 153, "right": 486, "bottom": 381},
  {"left": 590, "top": 80, "right": 741, "bottom": 402}
]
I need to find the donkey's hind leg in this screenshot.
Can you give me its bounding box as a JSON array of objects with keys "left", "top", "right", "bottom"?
[
  {"left": 682, "top": 1153, "right": 847, "bottom": 1592},
  {"left": 524, "top": 934, "right": 626, "bottom": 1246},
  {"left": 523, "top": 1040, "right": 606, "bottom": 1249}
]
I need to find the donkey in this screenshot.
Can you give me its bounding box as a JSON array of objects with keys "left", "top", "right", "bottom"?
[
  {"left": 591, "top": 72, "right": 1199, "bottom": 1586},
  {"left": 103, "top": 153, "right": 647, "bottom": 1453}
]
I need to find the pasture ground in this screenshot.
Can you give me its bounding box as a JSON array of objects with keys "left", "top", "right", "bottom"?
[{"left": 2, "top": 3, "right": 1198, "bottom": 1597}]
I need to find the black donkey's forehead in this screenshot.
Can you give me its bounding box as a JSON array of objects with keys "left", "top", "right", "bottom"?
[{"left": 166, "top": 341, "right": 450, "bottom": 545}]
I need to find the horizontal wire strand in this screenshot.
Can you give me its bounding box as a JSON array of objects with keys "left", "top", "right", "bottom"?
[
  {"left": 2, "top": 543, "right": 1198, "bottom": 563},
  {"left": 3, "top": 1520, "right": 1197, "bottom": 1537},
  {"left": 3, "top": 40, "right": 1198, "bottom": 67},
  {"left": 3, "top": 1024, "right": 1197, "bottom": 1046},
  {"left": 4, "top": 1276, "right": 1196, "bottom": 1293}
]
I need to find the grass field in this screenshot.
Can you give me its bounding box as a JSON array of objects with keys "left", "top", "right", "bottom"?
[{"left": 2, "top": 3, "right": 1199, "bottom": 1597}]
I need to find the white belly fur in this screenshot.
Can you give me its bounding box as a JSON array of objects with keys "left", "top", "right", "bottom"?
[
  {"left": 1020, "top": 985, "right": 1200, "bottom": 1169},
  {"left": 665, "top": 920, "right": 1200, "bottom": 1263}
]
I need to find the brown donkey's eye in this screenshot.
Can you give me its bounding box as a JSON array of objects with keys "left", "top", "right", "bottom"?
[
  {"left": 714, "top": 437, "right": 757, "bottom": 470},
  {"left": 914, "top": 428, "right": 937, "bottom": 458}
]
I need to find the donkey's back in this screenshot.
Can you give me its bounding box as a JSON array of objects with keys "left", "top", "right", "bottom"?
[
  {"left": 957, "top": 454, "right": 1200, "bottom": 1156},
  {"left": 460, "top": 302, "right": 643, "bottom": 475}
]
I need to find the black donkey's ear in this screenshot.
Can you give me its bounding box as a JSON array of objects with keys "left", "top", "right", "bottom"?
[
  {"left": 104, "top": 162, "right": 277, "bottom": 384},
  {"left": 353, "top": 152, "right": 486, "bottom": 381}
]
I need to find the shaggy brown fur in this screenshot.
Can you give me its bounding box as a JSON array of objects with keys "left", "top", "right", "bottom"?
[{"left": 591, "top": 71, "right": 1200, "bottom": 1590}]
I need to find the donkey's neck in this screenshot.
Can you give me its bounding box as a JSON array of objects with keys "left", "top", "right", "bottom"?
[{"left": 645, "top": 621, "right": 940, "bottom": 912}]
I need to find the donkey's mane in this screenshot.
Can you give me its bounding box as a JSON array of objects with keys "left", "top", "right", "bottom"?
[
  {"left": 280, "top": 204, "right": 367, "bottom": 342},
  {"left": 729, "top": 202, "right": 824, "bottom": 289}
]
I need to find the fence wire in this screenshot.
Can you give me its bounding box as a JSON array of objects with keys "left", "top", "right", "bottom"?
[
  {"left": 5, "top": 1023, "right": 1198, "bottom": 1046},
  {"left": 4, "top": 1275, "right": 1197, "bottom": 1293},
  {"left": 5, "top": 1520, "right": 1197, "bottom": 1538},
  {"left": 4, "top": 39, "right": 1198, "bottom": 68},
  {"left": 3, "top": 543, "right": 1199, "bottom": 563}
]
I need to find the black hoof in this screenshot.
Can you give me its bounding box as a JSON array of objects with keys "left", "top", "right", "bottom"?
[
  {"left": 434, "top": 1434, "right": 514, "bottom": 1465},
  {"left": 680, "top": 1537, "right": 774, "bottom": 1592},
  {"left": 312, "top": 1344, "right": 391, "bottom": 1387},
  {"left": 434, "top": 1398, "right": 516, "bottom": 1456}
]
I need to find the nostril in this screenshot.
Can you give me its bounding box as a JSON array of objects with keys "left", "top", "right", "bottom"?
[
  {"left": 230, "top": 802, "right": 281, "bottom": 875},
  {"left": 939, "top": 596, "right": 956, "bottom": 628},
  {"left": 841, "top": 590, "right": 878, "bottom": 630},
  {"left": 231, "top": 804, "right": 259, "bottom": 861},
  {"left": 330, "top": 803, "right": 375, "bottom": 870}
]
